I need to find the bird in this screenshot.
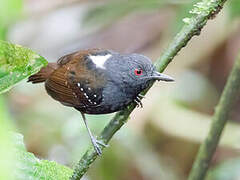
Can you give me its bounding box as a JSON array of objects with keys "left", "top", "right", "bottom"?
[{"left": 28, "top": 49, "right": 174, "bottom": 155}]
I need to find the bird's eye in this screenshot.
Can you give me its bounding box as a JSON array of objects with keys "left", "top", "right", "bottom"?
[{"left": 134, "top": 69, "right": 143, "bottom": 76}]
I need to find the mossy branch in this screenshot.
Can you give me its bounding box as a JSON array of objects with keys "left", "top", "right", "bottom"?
[
  {"left": 188, "top": 53, "right": 240, "bottom": 180},
  {"left": 70, "top": 0, "right": 228, "bottom": 179}
]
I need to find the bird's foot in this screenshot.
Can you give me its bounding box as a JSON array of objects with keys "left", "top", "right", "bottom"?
[
  {"left": 96, "top": 139, "right": 108, "bottom": 147},
  {"left": 91, "top": 138, "right": 102, "bottom": 155},
  {"left": 134, "top": 95, "right": 143, "bottom": 108},
  {"left": 91, "top": 138, "right": 108, "bottom": 155}
]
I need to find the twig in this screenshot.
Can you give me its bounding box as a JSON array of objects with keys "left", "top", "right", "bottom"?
[
  {"left": 188, "top": 53, "right": 240, "bottom": 180},
  {"left": 70, "top": 0, "right": 228, "bottom": 179}
]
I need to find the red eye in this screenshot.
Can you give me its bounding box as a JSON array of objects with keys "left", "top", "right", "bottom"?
[{"left": 134, "top": 69, "right": 143, "bottom": 76}]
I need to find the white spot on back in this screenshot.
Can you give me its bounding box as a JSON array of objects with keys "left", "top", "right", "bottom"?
[{"left": 89, "top": 54, "right": 112, "bottom": 69}]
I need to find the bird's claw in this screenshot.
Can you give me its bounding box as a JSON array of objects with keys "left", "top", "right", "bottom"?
[
  {"left": 138, "top": 94, "right": 145, "bottom": 98},
  {"left": 134, "top": 96, "right": 143, "bottom": 108},
  {"left": 96, "top": 139, "right": 108, "bottom": 147},
  {"left": 92, "top": 138, "right": 108, "bottom": 156},
  {"left": 92, "top": 138, "right": 102, "bottom": 155}
]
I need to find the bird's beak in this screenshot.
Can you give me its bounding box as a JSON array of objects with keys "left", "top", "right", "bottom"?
[{"left": 151, "top": 71, "right": 174, "bottom": 82}]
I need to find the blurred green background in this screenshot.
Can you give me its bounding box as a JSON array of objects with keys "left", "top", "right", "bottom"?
[{"left": 1, "top": 0, "right": 240, "bottom": 179}]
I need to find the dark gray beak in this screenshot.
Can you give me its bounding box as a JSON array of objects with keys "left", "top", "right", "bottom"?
[{"left": 151, "top": 71, "right": 174, "bottom": 82}]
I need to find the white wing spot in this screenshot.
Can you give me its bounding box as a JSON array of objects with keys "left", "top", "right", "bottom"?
[
  {"left": 89, "top": 54, "right": 112, "bottom": 69},
  {"left": 80, "top": 88, "right": 83, "bottom": 91},
  {"left": 77, "top": 83, "right": 81, "bottom": 87},
  {"left": 94, "top": 94, "right": 97, "bottom": 98}
]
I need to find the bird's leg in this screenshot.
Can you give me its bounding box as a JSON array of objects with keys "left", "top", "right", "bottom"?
[
  {"left": 134, "top": 95, "right": 143, "bottom": 108},
  {"left": 80, "top": 112, "right": 107, "bottom": 155}
]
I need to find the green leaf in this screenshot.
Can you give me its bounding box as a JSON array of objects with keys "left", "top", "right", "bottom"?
[
  {"left": 0, "top": 95, "right": 72, "bottom": 179},
  {"left": 13, "top": 133, "right": 73, "bottom": 180},
  {"left": 0, "top": 40, "right": 48, "bottom": 94},
  {"left": 0, "top": 97, "right": 15, "bottom": 180}
]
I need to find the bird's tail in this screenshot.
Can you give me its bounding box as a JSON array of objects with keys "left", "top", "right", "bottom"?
[{"left": 28, "top": 63, "right": 58, "bottom": 84}]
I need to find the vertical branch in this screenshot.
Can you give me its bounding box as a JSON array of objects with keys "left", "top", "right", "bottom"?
[
  {"left": 71, "top": 0, "right": 228, "bottom": 179},
  {"left": 188, "top": 53, "right": 240, "bottom": 180}
]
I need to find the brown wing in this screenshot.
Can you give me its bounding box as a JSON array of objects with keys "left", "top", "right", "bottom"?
[
  {"left": 57, "top": 49, "right": 101, "bottom": 65},
  {"left": 45, "top": 49, "right": 106, "bottom": 108},
  {"left": 45, "top": 65, "right": 80, "bottom": 107}
]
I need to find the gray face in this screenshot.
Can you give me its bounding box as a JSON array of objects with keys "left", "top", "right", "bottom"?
[{"left": 102, "top": 52, "right": 155, "bottom": 93}]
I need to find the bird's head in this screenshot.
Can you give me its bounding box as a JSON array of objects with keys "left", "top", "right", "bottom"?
[{"left": 94, "top": 51, "right": 174, "bottom": 95}]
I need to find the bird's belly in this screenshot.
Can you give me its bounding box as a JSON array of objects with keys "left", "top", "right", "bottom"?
[{"left": 75, "top": 98, "right": 133, "bottom": 114}]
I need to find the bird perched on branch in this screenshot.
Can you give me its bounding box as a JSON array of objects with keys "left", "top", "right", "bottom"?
[{"left": 28, "top": 49, "right": 174, "bottom": 155}]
